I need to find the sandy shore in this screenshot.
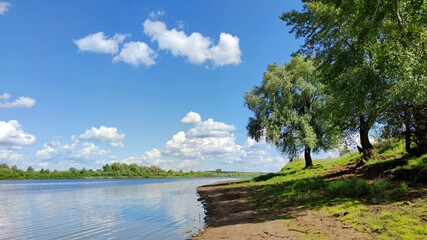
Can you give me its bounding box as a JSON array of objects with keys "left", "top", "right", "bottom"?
[{"left": 190, "top": 181, "right": 372, "bottom": 240}]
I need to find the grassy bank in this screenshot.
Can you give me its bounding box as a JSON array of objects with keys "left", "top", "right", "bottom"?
[{"left": 200, "top": 140, "right": 427, "bottom": 239}]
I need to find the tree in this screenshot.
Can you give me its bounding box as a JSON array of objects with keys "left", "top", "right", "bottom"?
[
  {"left": 370, "top": 1, "right": 427, "bottom": 154},
  {"left": 281, "top": 0, "right": 391, "bottom": 158},
  {"left": 26, "top": 166, "right": 34, "bottom": 173},
  {"left": 0, "top": 164, "right": 9, "bottom": 169},
  {"left": 281, "top": 0, "right": 427, "bottom": 157},
  {"left": 245, "top": 56, "right": 339, "bottom": 168}
]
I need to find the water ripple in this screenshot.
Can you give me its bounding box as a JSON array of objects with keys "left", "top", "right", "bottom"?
[{"left": 0, "top": 178, "right": 235, "bottom": 240}]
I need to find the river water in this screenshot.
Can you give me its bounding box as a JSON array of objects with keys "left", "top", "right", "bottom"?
[{"left": 0, "top": 178, "right": 231, "bottom": 240}]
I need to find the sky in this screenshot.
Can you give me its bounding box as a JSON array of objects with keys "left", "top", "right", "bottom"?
[{"left": 0, "top": 0, "right": 319, "bottom": 172}]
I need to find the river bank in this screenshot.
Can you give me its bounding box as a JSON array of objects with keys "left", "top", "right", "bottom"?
[
  {"left": 191, "top": 180, "right": 370, "bottom": 240},
  {"left": 190, "top": 144, "right": 427, "bottom": 239}
]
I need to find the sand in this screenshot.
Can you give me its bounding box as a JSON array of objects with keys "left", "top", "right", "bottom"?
[{"left": 190, "top": 181, "right": 373, "bottom": 240}]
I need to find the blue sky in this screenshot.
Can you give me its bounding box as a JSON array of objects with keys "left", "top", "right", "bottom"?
[{"left": 0, "top": 0, "right": 311, "bottom": 172}]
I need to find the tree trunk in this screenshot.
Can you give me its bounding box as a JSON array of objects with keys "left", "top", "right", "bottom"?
[
  {"left": 404, "top": 108, "right": 414, "bottom": 154},
  {"left": 359, "top": 115, "right": 375, "bottom": 159},
  {"left": 304, "top": 147, "right": 313, "bottom": 168}
]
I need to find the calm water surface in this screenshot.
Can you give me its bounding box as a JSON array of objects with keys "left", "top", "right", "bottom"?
[{"left": 0, "top": 178, "right": 234, "bottom": 240}]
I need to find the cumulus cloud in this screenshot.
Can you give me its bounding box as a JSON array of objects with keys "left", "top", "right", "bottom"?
[
  {"left": 36, "top": 137, "right": 110, "bottom": 161},
  {"left": 0, "top": 120, "right": 36, "bottom": 147},
  {"left": 0, "top": 93, "right": 36, "bottom": 108},
  {"left": 0, "top": 2, "right": 10, "bottom": 15},
  {"left": 180, "top": 111, "right": 202, "bottom": 125},
  {"left": 187, "top": 118, "right": 235, "bottom": 138},
  {"left": 131, "top": 112, "right": 285, "bottom": 172},
  {"left": 0, "top": 93, "right": 9, "bottom": 99},
  {"left": 0, "top": 149, "right": 24, "bottom": 161},
  {"left": 74, "top": 32, "right": 126, "bottom": 54},
  {"left": 143, "top": 19, "right": 241, "bottom": 66},
  {"left": 33, "top": 134, "right": 120, "bottom": 170},
  {"left": 78, "top": 126, "right": 125, "bottom": 148},
  {"left": 179, "top": 159, "right": 198, "bottom": 169},
  {"left": 29, "top": 112, "right": 284, "bottom": 172},
  {"left": 210, "top": 33, "right": 242, "bottom": 66},
  {"left": 116, "top": 148, "right": 174, "bottom": 169},
  {"left": 73, "top": 14, "right": 241, "bottom": 68},
  {"left": 113, "top": 41, "right": 156, "bottom": 67}
]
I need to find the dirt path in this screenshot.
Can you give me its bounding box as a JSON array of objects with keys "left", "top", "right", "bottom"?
[{"left": 190, "top": 181, "right": 374, "bottom": 240}]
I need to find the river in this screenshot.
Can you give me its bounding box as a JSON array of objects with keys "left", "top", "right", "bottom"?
[{"left": 0, "top": 178, "right": 233, "bottom": 240}]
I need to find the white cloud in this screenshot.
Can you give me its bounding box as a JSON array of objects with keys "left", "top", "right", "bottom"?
[
  {"left": 0, "top": 149, "right": 24, "bottom": 161},
  {"left": 144, "top": 148, "right": 162, "bottom": 159},
  {"left": 179, "top": 159, "right": 198, "bottom": 169},
  {"left": 0, "top": 93, "right": 10, "bottom": 99},
  {"left": 74, "top": 32, "right": 126, "bottom": 54},
  {"left": 36, "top": 137, "right": 110, "bottom": 161},
  {"left": 180, "top": 111, "right": 201, "bottom": 125},
  {"left": 0, "top": 93, "right": 36, "bottom": 108},
  {"left": 78, "top": 126, "right": 125, "bottom": 148},
  {"left": 0, "top": 120, "right": 36, "bottom": 147},
  {"left": 187, "top": 118, "right": 235, "bottom": 138},
  {"left": 211, "top": 33, "right": 242, "bottom": 66},
  {"left": 73, "top": 16, "right": 241, "bottom": 68},
  {"left": 143, "top": 19, "right": 241, "bottom": 66},
  {"left": 238, "top": 137, "right": 286, "bottom": 166},
  {"left": 113, "top": 41, "right": 156, "bottom": 67},
  {"left": 116, "top": 148, "right": 173, "bottom": 169},
  {"left": 38, "top": 162, "right": 49, "bottom": 168},
  {"left": 0, "top": 2, "right": 10, "bottom": 15},
  {"left": 148, "top": 10, "right": 165, "bottom": 19},
  {"left": 130, "top": 112, "right": 286, "bottom": 172}
]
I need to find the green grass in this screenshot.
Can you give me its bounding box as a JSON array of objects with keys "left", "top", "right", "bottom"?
[
  {"left": 241, "top": 139, "right": 427, "bottom": 239},
  {"left": 252, "top": 152, "right": 360, "bottom": 184},
  {"left": 326, "top": 178, "right": 391, "bottom": 197},
  {"left": 374, "top": 138, "right": 405, "bottom": 155},
  {"left": 326, "top": 197, "right": 427, "bottom": 239}
]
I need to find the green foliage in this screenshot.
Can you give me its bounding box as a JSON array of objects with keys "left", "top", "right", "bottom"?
[
  {"left": 392, "top": 153, "right": 427, "bottom": 183},
  {"left": 326, "top": 178, "right": 391, "bottom": 197},
  {"left": 373, "top": 138, "right": 405, "bottom": 155},
  {"left": 281, "top": 0, "right": 427, "bottom": 154},
  {"left": 281, "top": 0, "right": 386, "bottom": 139},
  {"left": 397, "top": 181, "right": 409, "bottom": 194},
  {"left": 245, "top": 56, "right": 339, "bottom": 167},
  {"left": 0, "top": 163, "right": 260, "bottom": 180},
  {"left": 327, "top": 198, "right": 427, "bottom": 239}
]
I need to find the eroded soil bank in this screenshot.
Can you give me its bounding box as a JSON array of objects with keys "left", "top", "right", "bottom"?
[{"left": 191, "top": 181, "right": 372, "bottom": 240}]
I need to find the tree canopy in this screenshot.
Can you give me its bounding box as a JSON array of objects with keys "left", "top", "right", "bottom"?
[
  {"left": 281, "top": 0, "right": 427, "bottom": 157},
  {"left": 245, "top": 56, "right": 339, "bottom": 168}
]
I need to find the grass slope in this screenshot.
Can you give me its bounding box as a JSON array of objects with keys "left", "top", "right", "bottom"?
[{"left": 227, "top": 140, "right": 427, "bottom": 239}]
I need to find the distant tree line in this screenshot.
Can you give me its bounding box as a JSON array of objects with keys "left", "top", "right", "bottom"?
[
  {"left": 0, "top": 163, "right": 259, "bottom": 180},
  {"left": 245, "top": 1, "right": 427, "bottom": 168}
]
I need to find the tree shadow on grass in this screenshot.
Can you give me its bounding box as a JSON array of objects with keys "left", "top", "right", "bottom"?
[
  {"left": 198, "top": 158, "right": 427, "bottom": 228},
  {"left": 199, "top": 177, "right": 350, "bottom": 227},
  {"left": 322, "top": 154, "right": 427, "bottom": 184}
]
